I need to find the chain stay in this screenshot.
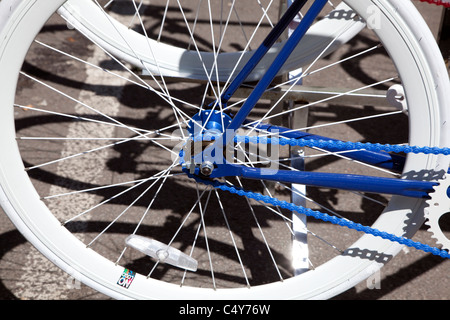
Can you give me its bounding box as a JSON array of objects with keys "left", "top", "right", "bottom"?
[
  {"left": 182, "top": 135, "right": 450, "bottom": 258},
  {"left": 234, "top": 135, "right": 450, "bottom": 155}
]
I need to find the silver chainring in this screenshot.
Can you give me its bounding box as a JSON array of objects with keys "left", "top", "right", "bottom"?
[{"left": 425, "top": 174, "right": 450, "bottom": 251}]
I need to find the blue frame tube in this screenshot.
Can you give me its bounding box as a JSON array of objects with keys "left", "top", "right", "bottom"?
[
  {"left": 194, "top": 0, "right": 434, "bottom": 198},
  {"left": 220, "top": 0, "right": 309, "bottom": 105},
  {"left": 208, "top": 164, "right": 436, "bottom": 198},
  {"left": 252, "top": 122, "right": 406, "bottom": 172},
  {"left": 239, "top": 167, "right": 436, "bottom": 198},
  {"left": 223, "top": 0, "right": 329, "bottom": 143},
  {"left": 202, "top": 0, "right": 328, "bottom": 164}
]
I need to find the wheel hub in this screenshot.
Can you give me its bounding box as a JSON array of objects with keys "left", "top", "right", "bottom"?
[{"left": 182, "top": 110, "right": 232, "bottom": 176}]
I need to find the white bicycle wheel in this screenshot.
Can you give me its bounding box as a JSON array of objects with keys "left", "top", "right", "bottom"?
[
  {"left": 58, "top": 0, "right": 364, "bottom": 81},
  {"left": 0, "top": 0, "right": 448, "bottom": 299}
]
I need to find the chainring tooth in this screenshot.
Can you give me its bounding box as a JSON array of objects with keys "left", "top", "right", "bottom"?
[{"left": 425, "top": 174, "right": 450, "bottom": 251}]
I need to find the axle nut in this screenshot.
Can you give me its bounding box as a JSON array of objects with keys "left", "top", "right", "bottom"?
[{"left": 200, "top": 161, "right": 214, "bottom": 176}]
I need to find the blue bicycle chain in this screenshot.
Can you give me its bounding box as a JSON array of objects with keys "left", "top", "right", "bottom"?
[
  {"left": 181, "top": 136, "right": 450, "bottom": 259},
  {"left": 233, "top": 135, "right": 450, "bottom": 155}
]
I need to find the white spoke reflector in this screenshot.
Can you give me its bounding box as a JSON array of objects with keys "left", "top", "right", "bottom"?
[{"left": 125, "top": 235, "right": 198, "bottom": 272}]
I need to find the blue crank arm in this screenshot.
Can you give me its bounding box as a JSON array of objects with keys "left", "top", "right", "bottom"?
[{"left": 209, "top": 164, "right": 436, "bottom": 198}]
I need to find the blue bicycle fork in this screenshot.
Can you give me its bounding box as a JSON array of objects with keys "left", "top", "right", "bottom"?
[{"left": 186, "top": 0, "right": 438, "bottom": 199}]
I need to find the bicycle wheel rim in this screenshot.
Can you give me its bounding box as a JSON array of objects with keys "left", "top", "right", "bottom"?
[
  {"left": 0, "top": 0, "right": 448, "bottom": 299},
  {"left": 58, "top": 0, "right": 364, "bottom": 81}
]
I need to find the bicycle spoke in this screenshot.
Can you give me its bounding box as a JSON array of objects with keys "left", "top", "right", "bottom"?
[
  {"left": 60, "top": 10, "right": 204, "bottom": 124},
  {"left": 214, "top": 189, "right": 250, "bottom": 287},
  {"left": 175, "top": 0, "right": 221, "bottom": 102},
  {"left": 234, "top": 176, "right": 284, "bottom": 282},
  {"left": 24, "top": 131, "right": 164, "bottom": 171},
  {"left": 86, "top": 163, "right": 175, "bottom": 248},
  {"left": 20, "top": 71, "right": 146, "bottom": 137},
  {"left": 157, "top": 0, "right": 171, "bottom": 43},
  {"left": 61, "top": 164, "right": 178, "bottom": 225},
  {"left": 195, "top": 185, "right": 216, "bottom": 289},
  {"left": 42, "top": 174, "right": 182, "bottom": 200}
]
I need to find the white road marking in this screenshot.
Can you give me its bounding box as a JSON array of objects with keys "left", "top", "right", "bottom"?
[{"left": 17, "top": 40, "right": 126, "bottom": 299}]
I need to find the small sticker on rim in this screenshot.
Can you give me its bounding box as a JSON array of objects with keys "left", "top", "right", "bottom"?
[{"left": 117, "top": 268, "right": 135, "bottom": 289}]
